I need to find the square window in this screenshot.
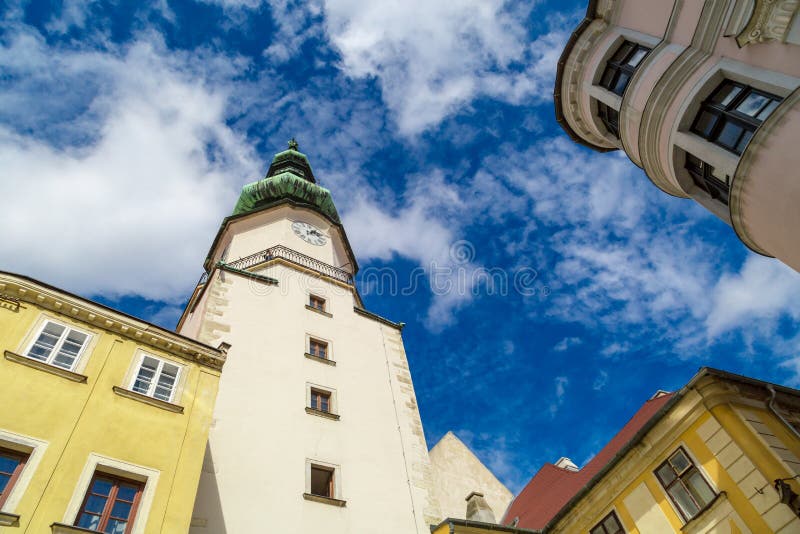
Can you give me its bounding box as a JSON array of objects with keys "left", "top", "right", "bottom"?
[
  {"left": 309, "top": 295, "right": 326, "bottom": 312},
  {"left": 130, "top": 355, "right": 181, "bottom": 403},
  {"left": 308, "top": 339, "right": 328, "bottom": 360},
  {"left": 25, "top": 320, "right": 90, "bottom": 371},
  {"left": 0, "top": 448, "right": 28, "bottom": 509},
  {"left": 310, "top": 389, "right": 331, "bottom": 413},
  {"left": 655, "top": 447, "right": 716, "bottom": 522},
  {"left": 76, "top": 472, "right": 143, "bottom": 534},
  {"left": 591, "top": 510, "right": 625, "bottom": 534},
  {"left": 309, "top": 465, "right": 334, "bottom": 498}
]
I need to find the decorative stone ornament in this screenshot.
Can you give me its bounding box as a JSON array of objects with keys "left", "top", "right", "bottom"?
[{"left": 736, "top": 0, "right": 800, "bottom": 47}]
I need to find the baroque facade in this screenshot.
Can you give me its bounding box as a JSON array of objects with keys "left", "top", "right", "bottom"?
[
  {"left": 0, "top": 272, "right": 224, "bottom": 533},
  {"left": 554, "top": 0, "right": 800, "bottom": 271},
  {"left": 434, "top": 368, "right": 800, "bottom": 534}
]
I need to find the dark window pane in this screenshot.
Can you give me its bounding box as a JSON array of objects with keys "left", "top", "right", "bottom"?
[
  {"left": 627, "top": 48, "right": 648, "bottom": 67},
  {"left": 91, "top": 479, "right": 114, "bottom": 496},
  {"left": 669, "top": 484, "right": 700, "bottom": 519},
  {"left": 693, "top": 111, "right": 718, "bottom": 137},
  {"left": 736, "top": 92, "right": 769, "bottom": 117},
  {"left": 85, "top": 494, "right": 108, "bottom": 514},
  {"left": 711, "top": 83, "right": 742, "bottom": 106},
  {"left": 686, "top": 471, "right": 715, "bottom": 507},
  {"left": 321, "top": 397, "right": 329, "bottom": 412},
  {"left": 0, "top": 456, "right": 20, "bottom": 474},
  {"left": 78, "top": 513, "right": 101, "bottom": 531},
  {"left": 603, "top": 513, "right": 622, "bottom": 532},
  {"left": 310, "top": 467, "right": 333, "bottom": 497},
  {"left": 716, "top": 121, "right": 744, "bottom": 149},
  {"left": 656, "top": 464, "right": 676, "bottom": 485},
  {"left": 111, "top": 500, "right": 132, "bottom": 519},
  {"left": 105, "top": 518, "right": 128, "bottom": 534},
  {"left": 612, "top": 72, "right": 631, "bottom": 95},
  {"left": 612, "top": 42, "right": 635, "bottom": 62},
  {"left": 735, "top": 129, "right": 754, "bottom": 154},
  {"left": 756, "top": 99, "right": 780, "bottom": 120},
  {"left": 669, "top": 450, "right": 691, "bottom": 473},
  {"left": 0, "top": 474, "right": 10, "bottom": 493},
  {"left": 601, "top": 68, "right": 615, "bottom": 89}
]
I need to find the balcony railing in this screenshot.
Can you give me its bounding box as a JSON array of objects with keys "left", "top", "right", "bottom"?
[{"left": 223, "top": 245, "right": 354, "bottom": 285}]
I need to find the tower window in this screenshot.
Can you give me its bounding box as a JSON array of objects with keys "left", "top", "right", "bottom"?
[
  {"left": 130, "top": 355, "right": 181, "bottom": 403},
  {"left": 599, "top": 41, "right": 650, "bottom": 96},
  {"left": 691, "top": 80, "right": 782, "bottom": 155},
  {"left": 597, "top": 101, "right": 620, "bottom": 138},
  {"left": 655, "top": 448, "right": 716, "bottom": 521},
  {"left": 0, "top": 447, "right": 28, "bottom": 508},
  {"left": 75, "top": 472, "right": 143, "bottom": 534},
  {"left": 309, "top": 389, "right": 331, "bottom": 413},
  {"left": 685, "top": 153, "right": 729, "bottom": 205},
  {"left": 308, "top": 339, "right": 328, "bottom": 360},
  {"left": 591, "top": 511, "right": 625, "bottom": 534},
  {"left": 309, "top": 295, "right": 326, "bottom": 312},
  {"left": 309, "top": 465, "right": 335, "bottom": 498},
  {"left": 25, "top": 320, "right": 91, "bottom": 371}
]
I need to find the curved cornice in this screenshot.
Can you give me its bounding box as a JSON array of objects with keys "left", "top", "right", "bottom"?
[
  {"left": 554, "top": 0, "right": 618, "bottom": 152},
  {"left": 729, "top": 87, "right": 800, "bottom": 257}
]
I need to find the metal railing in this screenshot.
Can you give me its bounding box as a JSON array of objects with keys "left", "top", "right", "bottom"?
[{"left": 223, "top": 245, "right": 354, "bottom": 285}]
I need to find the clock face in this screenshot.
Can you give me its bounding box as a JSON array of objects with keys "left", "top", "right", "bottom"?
[{"left": 291, "top": 221, "right": 327, "bottom": 246}]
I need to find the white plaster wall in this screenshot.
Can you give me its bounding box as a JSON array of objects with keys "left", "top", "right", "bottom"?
[
  {"left": 429, "top": 431, "right": 512, "bottom": 522},
  {"left": 182, "top": 208, "right": 438, "bottom": 533}
]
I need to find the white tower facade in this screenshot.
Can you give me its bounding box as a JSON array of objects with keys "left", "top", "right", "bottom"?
[{"left": 178, "top": 143, "right": 441, "bottom": 533}]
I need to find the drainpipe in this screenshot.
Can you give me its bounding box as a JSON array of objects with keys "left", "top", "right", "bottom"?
[{"left": 767, "top": 385, "right": 800, "bottom": 441}]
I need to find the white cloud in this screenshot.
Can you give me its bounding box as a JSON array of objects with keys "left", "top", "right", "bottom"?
[
  {"left": 706, "top": 255, "right": 800, "bottom": 336},
  {"left": 553, "top": 336, "right": 582, "bottom": 352},
  {"left": 0, "top": 29, "right": 258, "bottom": 302},
  {"left": 592, "top": 370, "right": 608, "bottom": 391},
  {"left": 548, "top": 375, "right": 568, "bottom": 416}
]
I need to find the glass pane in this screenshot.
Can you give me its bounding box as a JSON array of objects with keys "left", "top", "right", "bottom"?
[
  {"left": 627, "top": 47, "right": 647, "bottom": 67},
  {"left": 656, "top": 463, "right": 676, "bottom": 485},
  {"left": 85, "top": 494, "right": 107, "bottom": 514},
  {"left": 669, "top": 483, "right": 700, "bottom": 519},
  {"left": 0, "top": 455, "right": 20, "bottom": 475},
  {"left": 310, "top": 467, "right": 333, "bottom": 497},
  {"left": 735, "top": 129, "right": 754, "bottom": 154},
  {"left": 693, "top": 111, "right": 718, "bottom": 137},
  {"left": 111, "top": 500, "right": 132, "bottom": 519},
  {"left": 590, "top": 527, "right": 604, "bottom": 534},
  {"left": 77, "top": 513, "right": 101, "bottom": 531},
  {"left": 716, "top": 121, "right": 743, "bottom": 149},
  {"left": 28, "top": 323, "right": 65, "bottom": 361},
  {"left": 91, "top": 478, "right": 114, "bottom": 496},
  {"left": 321, "top": 397, "right": 329, "bottom": 412},
  {"left": 0, "top": 473, "right": 10, "bottom": 493},
  {"left": 612, "top": 42, "right": 634, "bottom": 62},
  {"left": 117, "top": 485, "right": 138, "bottom": 502},
  {"left": 132, "top": 358, "right": 159, "bottom": 394},
  {"left": 105, "top": 518, "right": 128, "bottom": 534},
  {"left": 756, "top": 99, "right": 780, "bottom": 120},
  {"left": 153, "top": 386, "right": 173, "bottom": 401},
  {"left": 600, "top": 68, "right": 616, "bottom": 90},
  {"left": 711, "top": 83, "right": 742, "bottom": 106},
  {"left": 687, "top": 471, "right": 715, "bottom": 507},
  {"left": 612, "top": 72, "right": 631, "bottom": 95},
  {"left": 669, "top": 450, "right": 691, "bottom": 473},
  {"left": 736, "top": 92, "right": 769, "bottom": 117},
  {"left": 603, "top": 513, "right": 622, "bottom": 533}
]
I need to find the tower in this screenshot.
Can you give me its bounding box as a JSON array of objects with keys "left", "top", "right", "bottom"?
[{"left": 178, "top": 142, "right": 441, "bottom": 532}]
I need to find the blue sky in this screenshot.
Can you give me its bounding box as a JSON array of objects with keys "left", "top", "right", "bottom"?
[{"left": 2, "top": 0, "right": 800, "bottom": 494}]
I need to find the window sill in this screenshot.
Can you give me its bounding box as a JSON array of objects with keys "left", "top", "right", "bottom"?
[
  {"left": 0, "top": 511, "right": 20, "bottom": 527},
  {"left": 4, "top": 351, "right": 87, "bottom": 383},
  {"left": 302, "top": 493, "right": 346, "bottom": 507},
  {"left": 680, "top": 491, "right": 727, "bottom": 533},
  {"left": 305, "top": 407, "right": 340, "bottom": 420},
  {"left": 304, "top": 353, "right": 336, "bottom": 366},
  {"left": 112, "top": 386, "right": 184, "bottom": 414},
  {"left": 305, "top": 305, "right": 332, "bottom": 318},
  {"left": 51, "top": 523, "right": 100, "bottom": 534}
]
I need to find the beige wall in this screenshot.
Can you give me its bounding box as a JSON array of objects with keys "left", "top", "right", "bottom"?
[
  {"left": 181, "top": 206, "right": 440, "bottom": 533},
  {"left": 558, "top": 0, "right": 800, "bottom": 271},
  {"left": 429, "top": 431, "right": 513, "bottom": 522}
]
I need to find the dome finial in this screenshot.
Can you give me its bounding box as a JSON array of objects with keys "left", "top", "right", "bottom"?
[{"left": 288, "top": 137, "right": 299, "bottom": 151}]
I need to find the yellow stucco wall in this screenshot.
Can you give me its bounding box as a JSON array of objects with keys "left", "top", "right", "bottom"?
[{"left": 0, "top": 289, "right": 220, "bottom": 533}]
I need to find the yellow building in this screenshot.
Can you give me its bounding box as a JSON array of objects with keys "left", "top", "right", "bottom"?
[
  {"left": 0, "top": 271, "right": 225, "bottom": 533},
  {"left": 433, "top": 367, "right": 800, "bottom": 534}
]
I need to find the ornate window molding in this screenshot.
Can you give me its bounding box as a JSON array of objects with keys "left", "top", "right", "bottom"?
[{"left": 736, "top": 0, "right": 800, "bottom": 47}]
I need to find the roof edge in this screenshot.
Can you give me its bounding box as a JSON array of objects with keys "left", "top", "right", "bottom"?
[
  {"left": 431, "top": 517, "right": 541, "bottom": 533},
  {"left": 553, "top": 0, "right": 617, "bottom": 153}
]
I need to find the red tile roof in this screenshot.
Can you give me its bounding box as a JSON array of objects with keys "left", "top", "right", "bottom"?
[{"left": 502, "top": 392, "right": 674, "bottom": 530}]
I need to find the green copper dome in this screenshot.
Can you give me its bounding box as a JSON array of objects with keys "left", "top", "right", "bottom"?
[{"left": 231, "top": 140, "right": 340, "bottom": 223}]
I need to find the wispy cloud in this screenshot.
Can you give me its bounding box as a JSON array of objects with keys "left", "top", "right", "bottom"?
[{"left": 553, "top": 336, "right": 582, "bottom": 352}]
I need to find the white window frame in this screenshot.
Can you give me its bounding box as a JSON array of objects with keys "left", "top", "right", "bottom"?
[
  {"left": 62, "top": 453, "right": 159, "bottom": 534},
  {"left": 128, "top": 353, "right": 183, "bottom": 403},
  {"left": 23, "top": 319, "right": 92, "bottom": 371},
  {"left": 0, "top": 429, "right": 48, "bottom": 514}
]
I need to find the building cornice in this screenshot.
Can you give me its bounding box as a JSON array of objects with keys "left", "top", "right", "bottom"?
[{"left": 0, "top": 271, "right": 225, "bottom": 371}]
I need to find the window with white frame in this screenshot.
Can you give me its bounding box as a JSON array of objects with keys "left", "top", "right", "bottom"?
[
  {"left": 25, "top": 320, "right": 90, "bottom": 370},
  {"left": 129, "top": 355, "right": 181, "bottom": 403}
]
